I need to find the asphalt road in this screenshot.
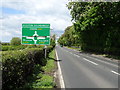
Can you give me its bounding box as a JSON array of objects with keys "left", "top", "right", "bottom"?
[{"left": 56, "top": 45, "right": 119, "bottom": 88}]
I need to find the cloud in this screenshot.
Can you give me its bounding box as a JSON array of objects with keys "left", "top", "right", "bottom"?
[
  {"left": 2, "top": 31, "right": 12, "bottom": 36},
  {"left": 1, "top": 0, "right": 72, "bottom": 42}
]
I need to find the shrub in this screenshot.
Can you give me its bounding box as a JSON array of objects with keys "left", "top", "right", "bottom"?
[
  {"left": 2, "top": 45, "right": 28, "bottom": 51},
  {"left": 1, "top": 42, "right": 10, "bottom": 45},
  {"left": 2, "top": 46, "right": 54, "bottom": 89},
  {"left": 1, "top": 46, "right": 11, "bottom": 51},
  {"left": 10, "top": 37, "right": 21, "bottom": 46}
]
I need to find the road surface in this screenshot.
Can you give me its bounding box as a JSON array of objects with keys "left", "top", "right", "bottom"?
[{"left": 56, "top": 45, "right": 119, "bottom": 88}]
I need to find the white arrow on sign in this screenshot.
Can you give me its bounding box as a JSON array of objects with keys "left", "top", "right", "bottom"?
[
  {"left": 33, "top": 31, "right": 39, "bottom": 36},
  {"left": 24, "top": 31, "right": 49, "bottom": 44}
]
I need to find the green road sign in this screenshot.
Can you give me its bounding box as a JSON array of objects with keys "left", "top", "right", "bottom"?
[{"left": 22, "top": 23, "right": 50, "bottom": 45}]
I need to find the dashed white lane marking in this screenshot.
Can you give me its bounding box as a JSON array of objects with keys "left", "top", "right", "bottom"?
[
  {"left": 73, "top": 54, "right": 76, "bottom": 55},
  {"left": 66, "top": 47, "right": 118, "bottom": 68},
  {"left": 111, "top": 70, "right": 120, "bottom": 75},
  {"left": 75, "top": 54, "right": 80, "bottom": 58},
  {"left": 70, "top": 52, "right": 72, "bottom": 54},
  {"left": 61, "top": 47, "right": 120, "bottom": 77},
  {"left": 83, "top": 58, "right": 98, "bottom": 65},
  {"left": 63, "top": 49, "right": 98, "bottom": 65},
  {"left": 85, "top": 55, "right": 118, "bottom": 68},
  {"left": 55, "top": 49, "right": 65, "bottom": 88},
  {"left": 73, "top": 54, "right": 80, "bottom": 57}
]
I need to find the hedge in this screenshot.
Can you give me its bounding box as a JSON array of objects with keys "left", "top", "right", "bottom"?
[
  {"left": 2, "top": 45, "right": 27, "bottom": 51},
  {"left": 2, "top": 46, "right": 53, "bottom": 89},
  {"left": 1, "top": 43, "right": 10, "bottom": 45},
  {"left": 1, "top": 45, "right": 45, "bottom": 51}
]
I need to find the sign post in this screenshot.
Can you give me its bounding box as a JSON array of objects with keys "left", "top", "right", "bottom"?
[
  {"left": 22, "top": 23, "right": 50, "bottom": 58},
  {"left": 44, "top": 45, "right": 47, "bottom": 58}
]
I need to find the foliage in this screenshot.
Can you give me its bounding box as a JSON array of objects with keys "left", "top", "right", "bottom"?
[
  {"left": 1, "top": 45, "right": 45, "bottom": 51},
  {"left": 2, "top": 46, "right": 54, "bottom": 89},
  {"left": 59, "top": 2, "right": 120, "bottom": 56},
  {"left": 50, "top": 34, "right": 56, "bottom": 48},
  {"left": 1, "top": 42, "right": 10, "bottom": 45},
  {"left": 23, "top": 50, "right": 56, "bottom": 88},
  {"left": 58, "top": 25, "right": 80, "bottom": 46},
  {"left": 42, "top": 50, "right": 56, "bottom": 73},
  {"left": 24, "top": 74, "right": 55, "bottom": 88},
  {"left": 31, "top": 74, "right": 55, "bottom": 88},
  {"left": 10, "top": 37, "right": 21, "bottom": 46},
  {"left": 2, "top": 45, "right": 27, "bottom": 51}
]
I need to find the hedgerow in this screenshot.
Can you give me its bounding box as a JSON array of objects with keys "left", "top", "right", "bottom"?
[
  {"left": 2, "top": 46, "right": 53, "bottom": 89},
  {"left": 23, "top": 49, "right": 56, "bottom": 89},
  {"left": 2, "top": 45, "right": 27, "bottom": 51}
]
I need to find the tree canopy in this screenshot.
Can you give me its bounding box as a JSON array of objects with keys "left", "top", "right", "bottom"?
[
  {"left": 58, "top": 2, "right": 120, "bottom": 55},
  {"left": 10, "top": 37, "right": 21, "bottom": 46}
]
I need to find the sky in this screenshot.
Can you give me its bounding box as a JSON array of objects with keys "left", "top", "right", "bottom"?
[{"left": 0, "top": 0, "right": 72, "bottom": 42}]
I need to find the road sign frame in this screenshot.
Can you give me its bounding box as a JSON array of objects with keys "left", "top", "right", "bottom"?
[{"left": 22, "top": 23, "right": 50, "bottom": 45}]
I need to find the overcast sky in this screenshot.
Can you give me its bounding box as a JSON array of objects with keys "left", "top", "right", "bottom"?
[{"left": 0, "top": 0, "right": 72, "bottom": 42}]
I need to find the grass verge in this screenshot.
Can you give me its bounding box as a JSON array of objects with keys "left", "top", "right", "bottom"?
[
  {"left": 66, "top": 46, "right": 120, "bottom": 60},
  {"left": 42, "top": 49, "right": 56, "bottom": 73},
  {"left": 23, "top": 49, "right": 56, "bottom": 88},
  {"left": 65, "top": 46, "right": 81, "bottom": 51},
  {"left": 105, "top": 55, "right": 120, "bottom": 60}
]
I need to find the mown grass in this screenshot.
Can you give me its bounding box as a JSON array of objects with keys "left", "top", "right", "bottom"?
[
  {"left": 32, "top": 74, "right": 55, "bottom": 88},
  {"left": 66, "top": 46, "right": 81, "bottom": 51},
  {"left": 23, "top": 49, "right": 56, "bottom": 88},
  {"left": 66, "top": 46, "right": 120, "bottom": 60},
  {"left": 105, "top": 55, "right": 120, "bottom": 60},
  {"left": 42, "top": 50, "right": 56, "bottom": 73}
]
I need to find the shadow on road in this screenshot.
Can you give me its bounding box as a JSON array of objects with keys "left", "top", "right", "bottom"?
[
  {"left": 48, "top": 57, "right": 62, "bottom": 62},
  {"left": 55, "top": 59, "right": 62, "bottom": 62}
]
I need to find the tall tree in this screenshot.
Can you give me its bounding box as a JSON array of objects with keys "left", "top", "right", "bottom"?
[
  {"left": 10, "top": 37, "right": 21, "bottom": 46},
  {"left": 59, "top": 2, "right": 120, "bottom": 55}
]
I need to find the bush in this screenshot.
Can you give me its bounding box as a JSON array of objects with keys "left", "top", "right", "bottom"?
[
  {"left": 2, "top": 46, "right": 54, "bottom": 89},
  {"left": 32, "top": 75, "right": 55, "bottom": 88},
  {"left": 10, "top": 37, "right": 21, "bottom": 46},
  {"left": 104, "top": 47, "right": 120, "bottom": 56},
  {"left": 23, "top": 50, "right": 56, "bottom": 88},
  {"left": 1, "top": 46, "right": 11, "bottom": 51},
  {"left": 2, "top": 45, "right": 27, "bottom": 51},
  {"left": 1, "top": 42, "right": 10, "bottom": 45}
]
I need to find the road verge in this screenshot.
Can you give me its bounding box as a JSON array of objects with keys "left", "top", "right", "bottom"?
[{"left": 55, "top": 49, "right": 65, "bottom": 88}]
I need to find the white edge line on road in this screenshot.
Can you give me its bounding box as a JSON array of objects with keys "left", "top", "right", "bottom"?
[
  {"left": 55, "top": 49, "right": 65, "bottom": 88},
  {"left": 83, "top": 58, "right": 98, "bottom": 65},
  {"left": 111, "top": 70, "right": 120, "bottom": 75}
]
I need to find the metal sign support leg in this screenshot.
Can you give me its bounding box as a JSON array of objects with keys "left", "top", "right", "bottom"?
[{"left": 44, "top": 45, "right": 47, "bottom": 58}]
